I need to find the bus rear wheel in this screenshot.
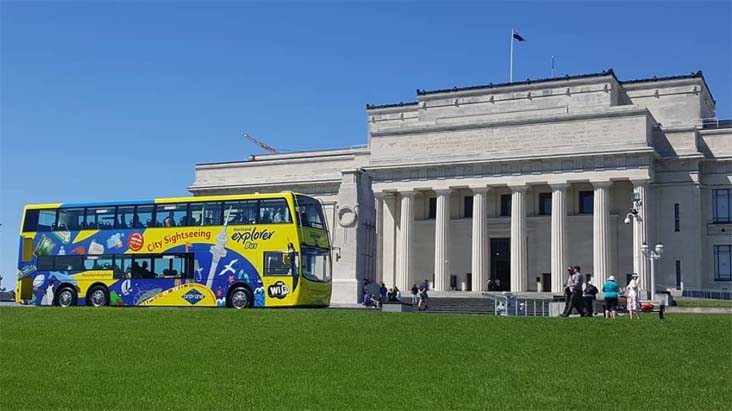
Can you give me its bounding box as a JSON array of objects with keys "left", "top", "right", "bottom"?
[
  {"left": 55, "top": 287, "right": 77, "bottom": 307},
  {"left": 87, "top": 286, "right": 109, "bottom": 307},
  {"left": 228, "top": 287, "right": 252, "bottom": 309}
]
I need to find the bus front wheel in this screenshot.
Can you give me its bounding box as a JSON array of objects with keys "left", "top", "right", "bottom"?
[
  {"left": 55, "top": 287, "right": 77, "bottom": 307},
  {"left": 228, "top": 287, "right": 252, "bottom": 309},
  {"left": 87, "top": 286, "right": 109, "bottom": 307}
]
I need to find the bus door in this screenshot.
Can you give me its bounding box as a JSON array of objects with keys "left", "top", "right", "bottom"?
[
  {"left": 17, "top": 235, "right": 36, "bottom": 301},
  {"left": 262, "top": 250, "right": 299, "bottom": 306}
]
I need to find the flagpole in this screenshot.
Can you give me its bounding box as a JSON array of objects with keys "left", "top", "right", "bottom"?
[
  {"left": 509, "top": 28, "right": 514, "bottom": 83},
  {"left": 551, "top": 56, "right": 555, "bottom": 78}
]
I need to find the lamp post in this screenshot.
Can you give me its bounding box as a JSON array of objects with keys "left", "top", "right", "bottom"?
[
  {"left": 625, "top": 193, "right": 648, "bottom": 297},
  {"left": 641, "top": 242, "right": 664, "bottom": 301}
]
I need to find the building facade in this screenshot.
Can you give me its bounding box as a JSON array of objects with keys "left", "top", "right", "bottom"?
[{"left": 189, "top": 70, "right": 732, "bottom": 304}]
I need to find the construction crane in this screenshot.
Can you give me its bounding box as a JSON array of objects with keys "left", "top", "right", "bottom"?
[{"left": 242, "top": 133, "right": 280, "bottom": 154}]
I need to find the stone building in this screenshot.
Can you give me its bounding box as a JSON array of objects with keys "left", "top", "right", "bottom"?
[{"left": 189, "top": 70, "right": 732, "bottom": 304}]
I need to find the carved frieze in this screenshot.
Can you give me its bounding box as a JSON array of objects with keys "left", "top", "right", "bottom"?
[{"left": 368, "top": 153, "right": 654, "bottom": 183}]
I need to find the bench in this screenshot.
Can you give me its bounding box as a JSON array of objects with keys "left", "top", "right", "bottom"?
[{"left": 602, "top": 299, "right": 666, "bottom": 319}]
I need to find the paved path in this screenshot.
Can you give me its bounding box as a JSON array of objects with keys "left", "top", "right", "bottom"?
[{"left": 665, "top": 306, "right": 732, "bottom": 314}]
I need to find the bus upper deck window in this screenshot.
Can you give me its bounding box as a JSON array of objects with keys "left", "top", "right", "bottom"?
[
  {"left": 223, "top": 201, "right": 256, "bottom": 225},
  {"left": 85, "top": 207, "right": 115, "bottom": 229},
  {"left": 189, "top": 202, "right": 223, "bottom": 226},
  {"left": 58, "top": 208, "right": 85, "bottom": 231},
  {"left": 117, "top": 206, "right": 135, "bottom": 229},
  {"left": 135, "top": 205, "right": 155, "bottom": 228},
  {"left": 23, "top": 209, "right": 57, "bottom": 232},
  {"left": 258, "top": 199, "right": 291, "bottom": 224}
]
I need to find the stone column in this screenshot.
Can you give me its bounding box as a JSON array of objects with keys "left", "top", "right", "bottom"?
[
  {"left": 374, "top": 192, "right": 384, "bottom": 284},
  {"left": 434, "top": 189, "right": 451, "bottom": 291},
  {"left": 510, "top": 185, "right": 528, "bottom": 292},
  {"left": 471, "top": 187, "right": 489, "bottom": 292},
  {"left": 396, "top": 191, "right": 415, "bottom": 291},
  {"left": 381, "top": 194, "right": 398, "bottom": 288},
  {"left": 592, "top": 181, "right": 612, "bottom": 286},
  {"left": 632, "top": 180, "right": 650, "bottom": 295},
  {"left": 550, "top": 183, "right": 568, "bottom": 293}
]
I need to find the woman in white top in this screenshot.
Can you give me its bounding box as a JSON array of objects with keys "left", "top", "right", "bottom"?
[{"left": 626, "top": 274, "right": 641, "bottom": 320}]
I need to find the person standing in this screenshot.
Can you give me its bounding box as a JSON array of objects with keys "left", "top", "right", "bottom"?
[
  {"left": 626, "top": 274, "right": 641, "bottom": 319},
  {"left": 487, "top": 278, "right": 496, "bottom": 291},
  {"left": 410, "top": 284, "right": 419, "bottom": 305},
  {"left": 418, "top": 279, "right": 430, "bottom": 311},
  {"left": 561, "top": 267, "right": 574, "bottom": 314},
  {"left": 582, "top": 280, "right": 599, "bottom": 317},
  {"left": 561, "top": 266, "right": 584, "bottom": 317},
  {"left": 602, "top": 275, "right": 621, "bottom": 319},
  {"left": 380, "top": 283, "right": 388, "bottom": 305}
]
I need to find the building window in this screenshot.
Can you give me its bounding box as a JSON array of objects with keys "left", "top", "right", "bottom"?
[
  {"left": 713, "top": 189, "right": 731, "bottom": 223},
  {"left": 579, "top": 191, "right": 594, "bottom": 214},
  {"left": 539, "top": 193, "right": 552, "bottom": 216},
  {"left": 714, "top": 245, "right": 731, "bottom": 281},
  {"left": 464, "top": 196, "right": 473, "bottom": 218},
  {"left": 675, "top": 260, "right": 682, "bottom": 289},
  {"left": 674, "top": 203, "right": 680, "bottom": 232},
  {"left": 500, "top": 194, "right": 511, "bottom": 217},
  {"left": 428, "top": 197, "right": 436, "bottom": 219}
]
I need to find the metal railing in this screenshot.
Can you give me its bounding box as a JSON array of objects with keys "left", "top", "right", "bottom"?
[
  {"left": 492, "top": 294, "right": 551, "bottom": 317},
  {"left": 681, "top": 287, "right": 732, "bottom": 301}
]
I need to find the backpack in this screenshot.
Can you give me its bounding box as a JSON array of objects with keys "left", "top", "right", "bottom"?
[{"left": 640, "top": 303, "right": 654, "bottom": 312}]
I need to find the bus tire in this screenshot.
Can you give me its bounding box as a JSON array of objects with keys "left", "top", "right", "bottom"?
[
  {"left": 228, "top": 287, "right": 252, "bottom": 309},
  {"left": 55, "top": 287, "right": 77, "bottom": 308},
  {"left": 87, "top": 285, "right": 109, "bottom": 307}
]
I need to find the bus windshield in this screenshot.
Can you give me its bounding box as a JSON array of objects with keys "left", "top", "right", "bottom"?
[
  {"left": 301, "top": 247, "right": 331, "bottom": 282},
  {"left": 295, "top": 195, "right": 326, "bottom": 229}
]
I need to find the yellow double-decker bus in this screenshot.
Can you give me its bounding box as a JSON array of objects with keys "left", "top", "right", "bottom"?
[{"left": 16, "top": 192, "right": 332, "bottom": 308}]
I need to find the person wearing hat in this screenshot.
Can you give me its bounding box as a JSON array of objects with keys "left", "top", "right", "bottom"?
[
  {"left": 602, "top": 275, "right": 621, "bottom": 319},
  {"left": 626, "top": 273, "right": 641, "bottom": 319}
]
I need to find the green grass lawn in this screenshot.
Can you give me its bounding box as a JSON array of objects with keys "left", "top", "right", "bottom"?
[
  {"left": 675, "top": 299, "right": 732, "bottom": 307},
  {"left": 1, "top": 308, "right": 731, "bottom": 410}
]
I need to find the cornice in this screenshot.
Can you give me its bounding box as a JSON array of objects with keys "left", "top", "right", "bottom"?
[
  {"left": 366, "top": 147, "right": 656, "bottom": 171},
  {"left": 196, "top": 148, "right": 369, "bottom": 169},
  {"left": 367, "top": 151, "right": 654, "bottom": 184},
  {"left": 188, "top": 178, "right": 342, "bottom": 192},
  {"left": 416, "top": 70, "right": 617, "bottom": 99}
]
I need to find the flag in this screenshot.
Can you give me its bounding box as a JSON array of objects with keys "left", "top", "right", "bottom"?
[{"left": 512, "top": 30, "right": 526, "bottom": 41}]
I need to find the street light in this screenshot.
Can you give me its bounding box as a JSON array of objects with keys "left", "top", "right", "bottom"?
[
  {"left": 641, "top": 242, "right": 664, "bottom": 301},
  {"left": 624, "top": 193, "right": 643, "bottom": 225}
]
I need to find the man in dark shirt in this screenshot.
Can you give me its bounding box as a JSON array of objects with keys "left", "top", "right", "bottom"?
[
  {"left": 582, "top": 280, "right": 599, "bottom": 317},
  {"left": 561, "top": 266, "right": 584, "bottom": 317},
  {"left": 418, "top": 279, "right": 430, "bottom": 310}
]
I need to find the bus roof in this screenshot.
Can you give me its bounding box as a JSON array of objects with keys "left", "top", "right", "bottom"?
[{"left": 23, "top": 192, "right": 309, "bottom": 210}]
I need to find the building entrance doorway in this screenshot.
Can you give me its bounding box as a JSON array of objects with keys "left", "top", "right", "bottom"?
[
  {"left": 542, "top": 273, "right": 552, "bottom": 292},
  {"left": 490, "top": 238, "right": 510, "bottom": 291}
]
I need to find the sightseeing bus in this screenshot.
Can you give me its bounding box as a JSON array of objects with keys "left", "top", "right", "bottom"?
[{"left": 16, "top": 192, "right": 332, "bottom": 308}]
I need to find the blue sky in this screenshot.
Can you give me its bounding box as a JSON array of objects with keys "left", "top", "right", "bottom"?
[{"left": 1, "top": 1, "right": 730, "bottom": 289}]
